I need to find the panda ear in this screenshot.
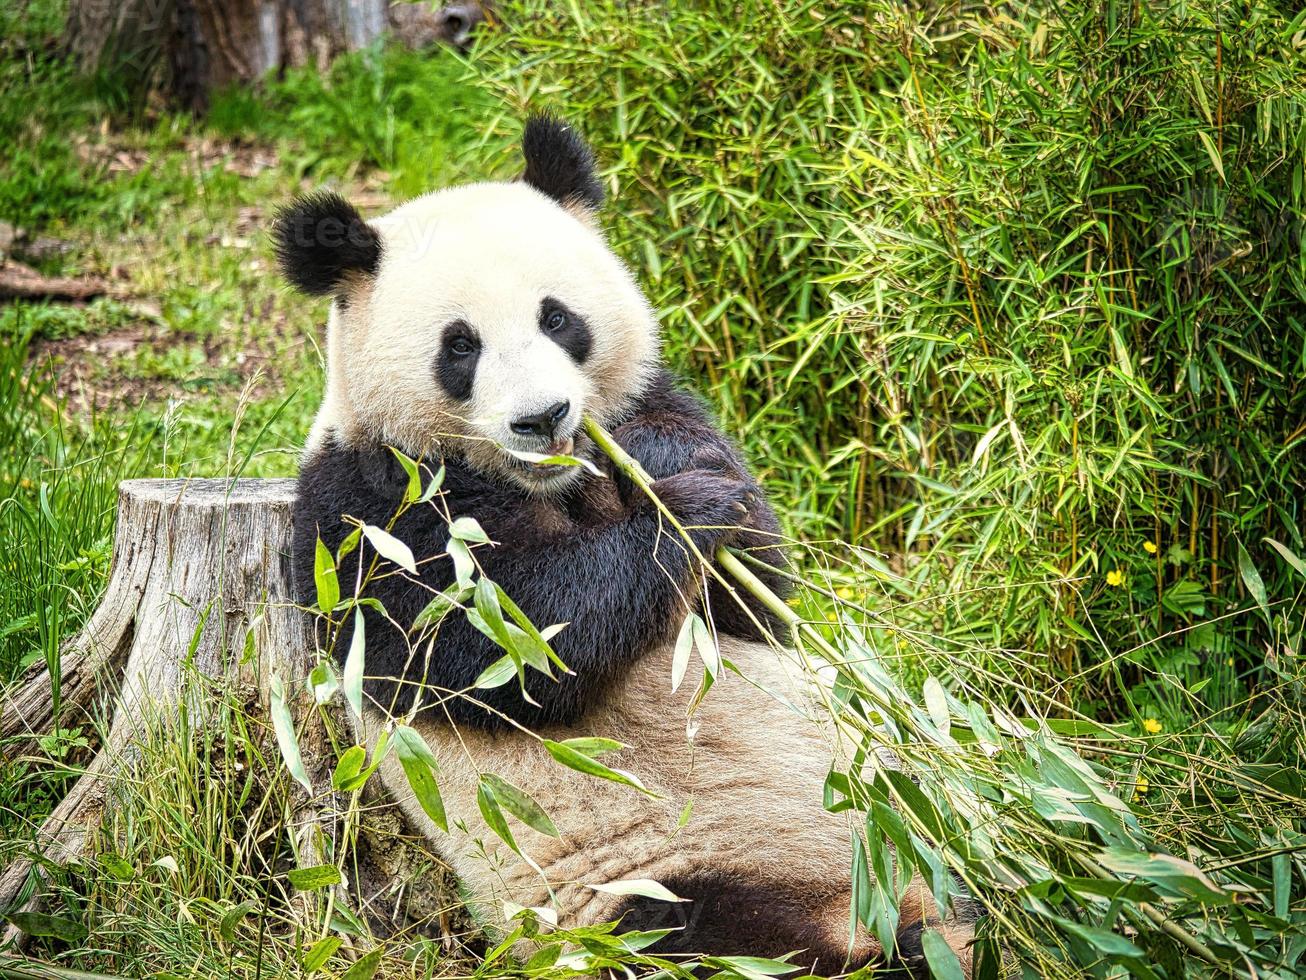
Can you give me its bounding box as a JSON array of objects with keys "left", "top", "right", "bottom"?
[
  {"left": 521, "top": 115, "right": 604, "bottom": 213},
  {"left": 272, "top": 191, "right": 383, "bottom": 296}
]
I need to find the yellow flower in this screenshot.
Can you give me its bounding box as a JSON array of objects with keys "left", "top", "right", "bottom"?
[
  {"left": 1143, "top": 540, "right": 1158, "bottom": 554},
  {"left": 1143, "top": 718, "right": 1162, "bottom": 734},
  {"left": 835, "top": 586, "right": 854, "bottom": 600},
  {"left": 1106, "top": 569, "right": 1125, "bottom": 587},
  {"left": 1133, "top": 777, "right": 1150, "bottom": 802}
]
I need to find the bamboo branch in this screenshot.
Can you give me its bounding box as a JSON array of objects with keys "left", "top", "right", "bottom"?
[
  {"left": 584, "top": 416, "right": 838, "bottom": 663},
  {"left": 586, "top": 416, "right": 1229, "bottom": 971}
]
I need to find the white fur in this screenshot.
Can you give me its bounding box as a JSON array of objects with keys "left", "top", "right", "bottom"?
[
  {"left": 306, "top": 182, "right": 660, "bottom": 490},
  {"left": 363, "top": 636, "right": 880, "bottom": 965}
]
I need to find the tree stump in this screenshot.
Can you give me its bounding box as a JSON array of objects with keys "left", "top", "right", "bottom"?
[{"left": 0, "top": 479, "right": 324, "bottom": 940}]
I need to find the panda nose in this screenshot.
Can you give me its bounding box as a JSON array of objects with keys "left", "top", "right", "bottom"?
[{"left": 510, "top": 401, "right": 570, "bottom": 438}]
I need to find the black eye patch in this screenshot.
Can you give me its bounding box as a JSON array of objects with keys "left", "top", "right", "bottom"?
[
  {"left": 435, "top": 321, "right": 480, "bottom": 401},
  {"left": 539, "top": 298, "right": 592, "bottom": 364}
]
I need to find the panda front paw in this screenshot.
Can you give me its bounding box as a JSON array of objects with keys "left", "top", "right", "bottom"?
[
  {"left": 650, "top": 469, "right": 754, "bottom": 548},
  {"left": 686, "top": 444, "right": 751, "bottom": 481}
]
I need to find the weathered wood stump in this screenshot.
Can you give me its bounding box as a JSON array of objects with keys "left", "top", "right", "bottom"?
[{"left": 0, "top": 480, "right": 333, "bottom": 943}]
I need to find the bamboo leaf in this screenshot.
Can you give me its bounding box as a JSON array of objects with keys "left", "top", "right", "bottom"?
[
  {"left": 1046, "top": 914, "right": 1144, "bottom": 958},
  {"left": 922, "top": 931, "right": 966, "bottom": 980},
  {"left": 922, "top": 676, "right": 950, "bottom": 736},
  {"left": 691, "top": 612, "right": 718, "bottom": 678},
  {"left": 560, "top": 736, "right": 624, "bottom": 757},
  {"left": 394, "top": 724, "right": 447, "bottom": 832},
  {"left": 414, "top": 583, "right": 472, "bottom": 629},
  {"left": 505, "top": 447, "right": 605, "bottom": 477},
  {"left": 309, "top": 659, "right": 339, "bottom": 705},
  {"left": 448, "top": 536, "right": 475, "bottom": 590},
  {"left": 1263, "top": 537, "right": 1305, "bottom": 578},
  {"left": 363, "top": 524, "right": 416, "bottom": 574},
  {"left": 336, "top": 526, "right": 362, "bottom": 563},
  {"left": 389, "top": 446, "right": 422, "bottom": 503},
  {"left": 477, "top": 777, "right": 522, "bottom": 854},
  {"left": 586, "top": 878, "right": 687, "bottom": 902},
  {"left": 418, "top": 463, "right": 446, "bottom": 503},
  {"left": 340, "top": 948, "right": 383, "bottom": 980},
  {"left": 1237, "top": 541, "right": 1269, "bottom": 619},
  {"left": 314, "top": 536, "right": 339, "bottom": 614},
  {"left": 704, "top": 956, "right": 800, "bottom": 978},
  {"left": 475, "top": 654, "right": 518, "bottom": 689},
  {"left": 543, "top": 738, "right": 653, "bottom": 795},
  {"left": 1197, "top": 130, "right": 1225, "bottom": 182},
  {"left": 970, "top": 421, "right": 1005, "bottom": 467},
  {"left": 303, "top": 935, "right": 343, "bottom": 973},
  {"left": 343, "top": 609, "right": 365, "bottom": 720},
  {"left": 481, "top": 773, "right": 560, "bottom": 838},
  {"left": 332, "top": 745, "right": 366, "bottom": 791},
  {"left": 671, "top": 611, "right": 694, "bottom": 692},
  {"left": 288, "top": 864, "right": 343, "bottom": 890},
  {"left": 450, "top": 515, "right": 490, "bottom": 543},
  {"left": 219, "top": 900, "right": 258, "bottom": 942},
  {"left": 4, "top": 912, "right": 86, "bottom": 942},
  {"left": 270, "top": 674, "right": 311, "bottom": 793}
]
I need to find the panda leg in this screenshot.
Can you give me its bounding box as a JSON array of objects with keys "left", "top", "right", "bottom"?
[
  {"left": 610, "top": 871, "right": 877, "bottom": 977},
  {"left": 891, "top": 873, "right": 980, "bottom": 978}
]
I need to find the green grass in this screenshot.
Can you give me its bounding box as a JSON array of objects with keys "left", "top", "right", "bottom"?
[{"left": 0, "top": 0, "right": 1303, "bottom": 976}]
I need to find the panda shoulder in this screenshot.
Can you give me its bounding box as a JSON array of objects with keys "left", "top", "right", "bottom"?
[{"left": 630, "top": 368, "right": 717, "bottom": 424}]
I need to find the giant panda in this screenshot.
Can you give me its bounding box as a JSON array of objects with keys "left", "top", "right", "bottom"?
[{"left": 276, "top": 117, "right": 974, "bottom": 976}]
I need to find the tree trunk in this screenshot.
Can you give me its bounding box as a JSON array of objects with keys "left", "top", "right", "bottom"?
[
  {"left": 0, "top": 480, "right": 311, "bottom": 934},
  {"left": 63, "top": 0, "right": 489, "bottom": 112},
  {"left": 0, "top": 479, "right": 453, "bottom": 952},
  {"left": 2, "top": 479, "right": 301, "bottom": 758}
]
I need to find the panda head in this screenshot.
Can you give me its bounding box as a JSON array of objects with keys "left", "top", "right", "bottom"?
[{"left": 274, "top": 116, "right": 659, "bottom": 493}]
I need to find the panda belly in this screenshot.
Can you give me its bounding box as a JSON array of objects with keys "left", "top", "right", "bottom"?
[{"left": 364, "top": 637, "right": 880, "bottom": 972}]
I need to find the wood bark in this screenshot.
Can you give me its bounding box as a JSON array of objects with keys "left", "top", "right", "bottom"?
[
  {"left": 2, "top": 479, "right": 301, "bottom": 760},
  {"left": 0, "top": 260, "right": 109, "bottom": 302},
  {"left": 62, "top": 0, "right": 489, "bottom": 112},
  {"left": 0, "top": 479, "right": 453, "bottom": 951},
  {"left": 0, "top": 480, "right": 316, "bottom": 943}
]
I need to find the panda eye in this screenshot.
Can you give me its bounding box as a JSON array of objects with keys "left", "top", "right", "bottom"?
[
  {"left": 447, "top": 336, "right": 476, "bottom": 357},
  {"left": 544, "top": 309, "right": 567, "bottom": 333}
]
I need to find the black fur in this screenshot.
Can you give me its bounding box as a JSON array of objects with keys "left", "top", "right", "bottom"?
[
  {"left": 886, "top": 887, "right": 982, "bottom": 979},
  {"left": 539, "top": 297, "right": 592, "bottom": 364},
  {"left": 435, "top": 321, "right": 481, "bottom": 401},
  {"left": 617, "top": 872, "right": 980, "bottom": 978},
  {"left": 273, "top": 191, "right": 382, "bottom": 296},
  {"left": 613, "top": 872, "right": 873, "bottom": 975},
  {"left": 521, "top": 115, "right": 604, "bottom": 212},
  {"left": 291, "top": 370, "right": 788, "bottom": 729}
]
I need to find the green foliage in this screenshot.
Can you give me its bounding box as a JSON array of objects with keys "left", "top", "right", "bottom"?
[
  {"left": 474, "top": 0, "right": 1306, "bottom": 714},
  {"left": 0, "top": 321, "right": 145, "bottom": 683},
  {"left": 1, "top": 0, "right": 1304, "bottom": 976},
  {"left": 818, "top": 585, "right": 1306, "bottom": 978},
  {"left": 210, "top": 43, "right": 499, "bottom": 195}
]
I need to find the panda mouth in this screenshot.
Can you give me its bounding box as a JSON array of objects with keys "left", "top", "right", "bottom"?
[{"left": 501, "top": 431, "right": 592, "bottom": 480}]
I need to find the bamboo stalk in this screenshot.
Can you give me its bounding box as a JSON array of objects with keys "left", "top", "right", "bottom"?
[
  {"left": 585, "top": 415, "right": 1229, "bottom": 971},
  {"left": 582, "top": 417, "right": 839, "bottom": 661}
]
